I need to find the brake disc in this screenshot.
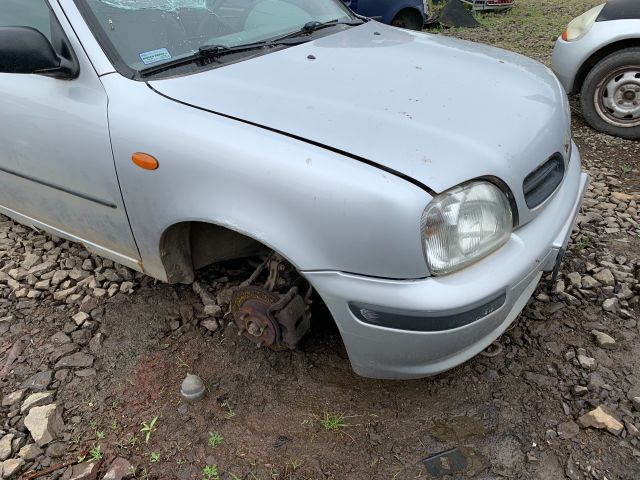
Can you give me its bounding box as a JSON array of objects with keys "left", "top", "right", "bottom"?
[
  {"left": 231, "top": 285, "right": 311, "bottom": 351},
  {"left": 231, "top": 286, "right": 281, "bottom": 349}
]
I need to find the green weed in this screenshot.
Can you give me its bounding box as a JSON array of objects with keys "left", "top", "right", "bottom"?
[
  {"left": 202, "top": 464, "right": 220, "bottom": 480},
  {"left": 320, "top": 412, "right": 348, "bottom": 432},
  {"left": 89, "top": 445, "right": 103, "bottom": 461},
  {"left": 208, "top": 431, "right": 223, "bottom": 448},
  {"left": 141, "top": 416, "right": 159, "bottom": 444}
]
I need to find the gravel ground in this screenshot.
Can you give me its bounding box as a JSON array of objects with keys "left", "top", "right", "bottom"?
[{"left": 2, "top": 1, "right": 640, "bottom": 480}]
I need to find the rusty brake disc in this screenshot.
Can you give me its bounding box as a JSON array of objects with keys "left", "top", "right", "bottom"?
[{"left": 231, "top": 286, "right": 282, "bottom": 350}]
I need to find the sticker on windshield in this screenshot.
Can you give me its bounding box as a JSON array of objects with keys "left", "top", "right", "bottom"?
[{"left": 140, "top": 48, "right": 172, "bottom": 65}]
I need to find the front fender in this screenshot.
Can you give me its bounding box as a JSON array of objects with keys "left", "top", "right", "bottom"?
[
  {"left": 101, "top": 74, "right": 431, "bottom": 281},
  {"left": 553, "top": 19, "right": 640, "bottom": 93}
]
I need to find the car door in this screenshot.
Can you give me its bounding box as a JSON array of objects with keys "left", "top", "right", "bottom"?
[{"left": 0, "top": 0, "right": 141, "bottom": 270}]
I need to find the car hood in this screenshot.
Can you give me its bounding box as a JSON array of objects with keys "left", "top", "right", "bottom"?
[{"left": 149, "top": 22, "right": 570, "bottom": 198}]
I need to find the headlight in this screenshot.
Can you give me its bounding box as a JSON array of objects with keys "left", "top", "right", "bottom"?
[
  {"left": 562, "top": 4, "right": 605, "bottom": 42},
  {"left": 422, "top": 181, "right": 513, "bottom": 275}
]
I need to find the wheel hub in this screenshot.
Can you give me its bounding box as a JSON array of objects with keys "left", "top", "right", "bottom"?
[
  {"left": 231, "top": 287, "right": 280, "bottom": 348},
  {"left": 230, "top": 285, "right": 311, "bottom": 351},
  {"left": 598, "top": 68, "right": 640, "bottom": 126},
  {"left": 245, "top": 318, "right": 266, "bottom": 337}
]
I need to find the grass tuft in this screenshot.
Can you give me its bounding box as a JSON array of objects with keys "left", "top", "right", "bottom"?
[
  {"left": 320, "top": 411, "right": 348, "bottom": 432},
  {"left": 202, "top": 464, "right": 220, "bottom": 480},
  {"left": 89, "top": 445, "right": 103, "bottom": 461},
  {"left": 141, "top": 416, "right": 159, "bottom": 444},
  {"left": 208, "top": 431, "right": 223, "bottom": 448}
]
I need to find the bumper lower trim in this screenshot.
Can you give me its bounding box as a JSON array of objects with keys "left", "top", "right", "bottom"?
[{"left": 348, "top": 291, "right": 506, "bottom": 332}]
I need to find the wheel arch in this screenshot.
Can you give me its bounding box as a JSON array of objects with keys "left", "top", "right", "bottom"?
[
  {"left": 389, "top": 7, "right": 425, "bottom": 29},
  {"left": 573, "top": 38, "right": 640, "bottom": 94},
  {"left": 159, "top": 221, "right": 275, "bottom": 284}
]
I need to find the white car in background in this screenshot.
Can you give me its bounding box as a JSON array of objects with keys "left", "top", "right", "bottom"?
[{"left": 553, "top": 0, "right": 640, "bottom": 139}]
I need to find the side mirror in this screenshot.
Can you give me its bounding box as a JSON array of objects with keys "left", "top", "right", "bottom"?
[{"left": 0, "top": 26, "right": 78, "bottom": 79}]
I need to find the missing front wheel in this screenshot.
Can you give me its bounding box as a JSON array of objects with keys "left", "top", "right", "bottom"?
[{"left": 230, "top": 253, "right": 312, "bottom": 350}]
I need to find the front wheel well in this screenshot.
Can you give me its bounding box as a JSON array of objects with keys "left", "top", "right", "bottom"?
[
  {"left": 573, "top": 38, "right": 640, "bottom": 94},
  {"left": 391, "top": 8, "right": 424, "bottom": 30},
  {"left": 159, "top": 221, "right": 270, "bottom": 284},
  {"left": 160, "top": 222, "right": 328, "bottom": 352}
]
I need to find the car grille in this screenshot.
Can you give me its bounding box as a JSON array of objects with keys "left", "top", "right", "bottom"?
[{"left": 523, "top": 153, "right": 565, "bottom": 209}]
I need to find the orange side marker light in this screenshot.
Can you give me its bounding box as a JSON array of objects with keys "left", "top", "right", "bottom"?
[{"left": 132, "top": 152, "right": 159, "bottom": 170}]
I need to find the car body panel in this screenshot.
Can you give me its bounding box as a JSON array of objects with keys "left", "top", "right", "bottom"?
[
  {"left": 150, "top": 22, "right": 571, "bottom": 228},
  {"left": 341, "top": 0, "right": 426, "bottom": 25},
  {"left": 0, "top": 0, "right": 141, "bottom": 269},
  {"left": 307, "top": 149, "right": 588, "bottom": 378},
  {"left": 598, "top": 0, "right": 640, "bottom": 22},
  {"left": 552, "top": 19, "right": 640, "bottom": 94},
  {"left": 101, "top": 74, "right": 432, "bottom": 281}
]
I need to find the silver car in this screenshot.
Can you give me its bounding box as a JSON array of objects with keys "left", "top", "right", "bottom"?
[
  {"left": 0, "top": 0, "right": 588, "bottom": 379},
  {"left": 552, "top": 0, "right": 640, "bottom": 139}
]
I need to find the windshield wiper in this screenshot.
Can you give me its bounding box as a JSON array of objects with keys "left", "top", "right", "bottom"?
[
  {"left": 139, "top": 41, "right": 277, "bottom": 77},
  {"left": 272, "top": 18, "right": 365, "bottom": 42},
  {"left": 139, "top": 18, "right": 365, "bottom": 78}
]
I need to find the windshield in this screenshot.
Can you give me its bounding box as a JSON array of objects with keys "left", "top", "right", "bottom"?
[{"left": 79, "top": 0, "right": 354, "bottom": 74}]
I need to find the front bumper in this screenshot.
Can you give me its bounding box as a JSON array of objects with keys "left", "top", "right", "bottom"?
[
  {"left": 305, "top": 146, "right": 589, "bottom": 379},
  {"left": 552, "top": 36, "right": 588, "bottom": 94}
]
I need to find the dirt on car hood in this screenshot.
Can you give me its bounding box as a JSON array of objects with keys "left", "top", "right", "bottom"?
[{"left": 149, "top": 22, "right": 569, "bottom": 195}]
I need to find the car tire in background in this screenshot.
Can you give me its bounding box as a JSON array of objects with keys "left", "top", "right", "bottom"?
[
  {"left": 391, "top": 8, "right": 423, "bottom": 31},
  {"left": 580, "top": 47, "right": 640, "bottom": 140}
]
